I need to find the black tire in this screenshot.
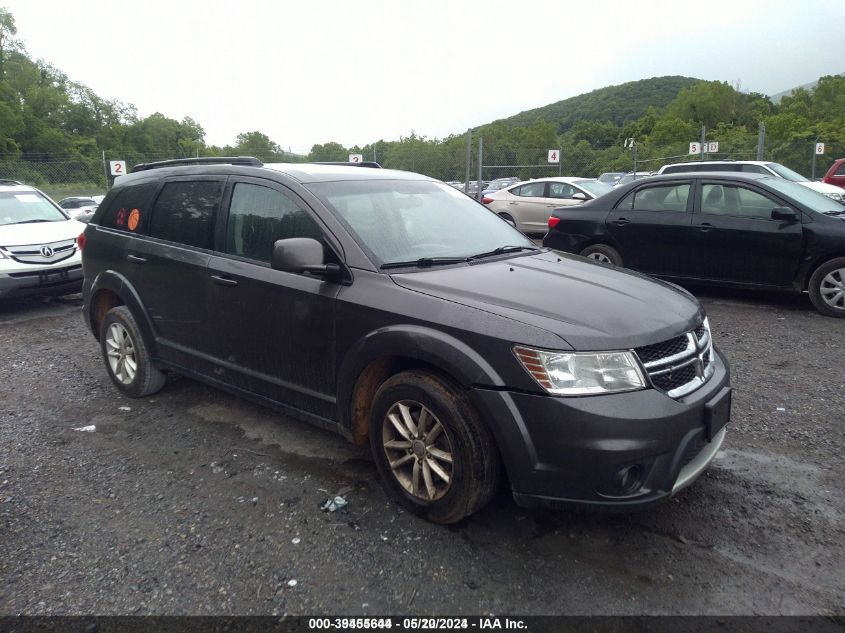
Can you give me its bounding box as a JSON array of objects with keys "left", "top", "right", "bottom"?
[
  {"left": 498, "top": 212, "right": 517, "bottom": 228},
  {"left": 369, "top": 370, "right": 500, "bottom": 524},
  {"left": 99, "top": 306, "right": 166, "bottom": 397},
  {"left": 580, "top": 243, "right": 623, "bottom": 267},
  {"left": 808, "top": 257, "right": 845, "bottom": 318}
]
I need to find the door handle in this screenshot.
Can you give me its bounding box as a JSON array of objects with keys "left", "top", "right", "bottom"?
[
  {"left": 127, "top": 254, "right": 146, "bottom": 263},
  {"left": 509, "top": 201, "right": 518, "bottom": 205},
  {"left": 612, "top": 218, "right": 630, "bottom": 226},
  {"left": 697, "top": 223, "right": 713, "bottom": 232},
  {"left": 210, "top": 275, "right": 238, "bottom": 287}
]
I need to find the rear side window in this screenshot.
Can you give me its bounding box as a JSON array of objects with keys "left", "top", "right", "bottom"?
[
  {"left": 148, "top": 180, "right": 222, "bottom": 249},
  {"left": 513, "top": 182, "right": 546, "bottom": 197},
  {"left": 835, "top": 162, "right": 845, "bottom": 176},
  {"left": 225, "top": 182, "right": 323, "bottom": 263},
  {"left": 740, "top": 164, "right": 769, "bottom": 175},
  {"left": 99, "top": 183, "right": 159, "bottom": 233},
  {"left": 617, "top": 184, "right": 691, "bottom": 212}
]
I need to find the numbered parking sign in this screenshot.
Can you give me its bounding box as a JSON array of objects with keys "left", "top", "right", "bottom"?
[
  {"left": 689, "top": 143, "right": 701, "bottom": 155},
  {"left": 815, "top": 143, "right": 825, "bottom": 155},
  {"left": 547, "top": 149, "right": 560, "bottom": 163},
  {"left": 109, "top": 160, "right": 126, "bottom": 176},
  {"left": 349, "top": 154, "right": 363, "bottom": 163},
  {"left": 707, "top": 142, "right": 719, "bottom": 153}
]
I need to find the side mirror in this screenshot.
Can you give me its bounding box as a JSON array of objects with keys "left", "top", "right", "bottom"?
[
  {"left": 771, "top": 207, "right": 799, "bottom": 222},
  {"left": 271, "top": 238, "right": 340, "bottom": 277},
  {"left": 571, "top": 192, "right": 588, "bottom": 201}
]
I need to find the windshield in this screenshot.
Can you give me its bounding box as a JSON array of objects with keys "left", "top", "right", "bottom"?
[
  {"left": 0, "top": 191, "right": 67, "bottom": 226},
  {"left": 573, "top": 179, "right": 613, "bottom": 197},
  {"left": 765, "top": 163, "right": 808, "bottom": 182},
  {"left": 308, "top": 179, "right": 535, "bottom": 266},
  {"left": 762, "top": 177, "right": 843, "bottom": 214}
]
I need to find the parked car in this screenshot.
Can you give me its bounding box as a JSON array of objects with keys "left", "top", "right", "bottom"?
[
  {"left": 615, "top": 172, "right": 652, "bottom": 187},
  {"left": 482, "top": 177, "right": 612, "bottom": 233},
  {"left": 822, "top": 158, "right": 845, "bottom": 190},
  {"left": 81, "top": 157, "right": 730, "bottom": 523},
  {"left": 0, "top": 180, "right": 85, "bottom": 300},
  {"left": 656, "top": 160, "right": 845, "bottom": 203},
  {"left": 481, "top": 177, "right": 521, "bottom": 197},
  {"left": 58, "top": 196, "right": 99, "bottom": 220},
  {"left": 544, "top": 172, "right": 845, "bottom": 318},
  {"left": 598, "top": 172, "right": 625, "bottom": 185}
]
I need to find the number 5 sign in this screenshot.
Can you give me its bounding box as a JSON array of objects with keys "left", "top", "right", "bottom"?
[
  {"left": 109, "top": 160, "right": 126, "bottom": 176},
  {"left": 547, "top": 149, "right": 560, "bottom": 163},
  {"left": 688, "top": 143, "right": 701, "bottom": 155}
]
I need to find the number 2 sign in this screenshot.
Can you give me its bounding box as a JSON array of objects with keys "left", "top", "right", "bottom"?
[{"left": 109, "top": 160, "right": 126, "bottom": 176}]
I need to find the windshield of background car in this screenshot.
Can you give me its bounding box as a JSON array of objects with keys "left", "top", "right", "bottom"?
[
  {"left": 762, "top": 177, "right": 843, "bottom": 214},
  {"left": 765, "top": 163, "right": 808, "bottom": 182},
  {"left": 0, "top": 191, "right": 67, "bottom": 226},
  {"left": 573, "top": 179, "right": 613, "bottom": 197},
  {"left": 308, "top": 179, "right": 534, "bottom": 266}
]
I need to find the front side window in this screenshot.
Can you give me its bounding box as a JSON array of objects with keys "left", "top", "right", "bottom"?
[
  {"left": 225, "top": 182, "right": 323, "bottom": 263},
  {"left": 513, "top": 182, "right": 546, "bottom": 197},
  {"left": 740, "top": 164, "right": 769, "bottom": 175},
  {"left": 617, "top": 184, "right": 691, "bottom": 212},
  {"left": 548, "top": 182, "right": 577, "bottom": 199},
  {"left": 148, "top": 180, "right": 222, "bottom": 249},
  {"left": 700, "top": 183, "right": 783, "bottom": 220}
]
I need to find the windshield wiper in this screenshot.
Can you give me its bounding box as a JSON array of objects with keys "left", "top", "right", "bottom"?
[
  {"left": 380, "top": 256, "right": 468, "bottom": 270},
  {"left": 14, "top": 219, "right": 52, "bottom": 224},
  {"left": 466, "top": 245, "right": 542, "bottom": 261},
  {"left": 823, "top": 210, "right": 845, "bottom": 216}
]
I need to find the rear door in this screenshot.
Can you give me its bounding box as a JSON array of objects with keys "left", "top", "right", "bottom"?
[
  {"left": 605, "top": 180, "right": 695, "bottom": 275},
  {"left": 206, "top": 177, "right": 341, "bottom": 418},
  {"left": 686, "top": 180, "right": 804, "bottom": 286}
]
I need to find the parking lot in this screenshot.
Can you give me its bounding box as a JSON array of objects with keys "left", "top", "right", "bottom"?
[{"left": 0, "top": 287, "right": 842, "bottom": 615}]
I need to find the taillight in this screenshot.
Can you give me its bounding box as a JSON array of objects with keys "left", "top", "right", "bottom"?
[
  {"left": 77, "top": 232, "right": 87, "bottom": 250},
  {"left": 482, "top": 196, "right": 494, "bottom": 204},
  {"left": 548, "top": 216, "right": 560, "bottom": 229}
]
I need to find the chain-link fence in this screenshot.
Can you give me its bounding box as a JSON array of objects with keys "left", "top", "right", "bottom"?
[{"left": 1, "top": 140, "right": 843, "bottom": 201}]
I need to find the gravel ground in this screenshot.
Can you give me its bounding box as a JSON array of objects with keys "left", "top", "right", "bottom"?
[{"left": 0, "top": 288, "right": 842, "bottom": 615}]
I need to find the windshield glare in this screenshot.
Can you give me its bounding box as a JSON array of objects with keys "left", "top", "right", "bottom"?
[
  {"left": 574, "top": 179, "right": 613, "bottom": 197},
  {"left": 762, "top": 178, "right": 842, "bottom": 213},
  {"left": 308, "top": 179, "right": 535, "bottom": 266},
  {"left": 765, "top": 163, "right": 808, "bottom": 182},
  {"left": 0, "top": 191, "right": 67, "bottom": 226}
]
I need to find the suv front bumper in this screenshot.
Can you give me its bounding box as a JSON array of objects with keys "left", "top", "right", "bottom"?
[{"left": 469, "top": 347, "right": 731, "bottom": 510}]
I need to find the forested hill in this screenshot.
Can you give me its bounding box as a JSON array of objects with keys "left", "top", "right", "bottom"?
[{"left": 488, "top": 76, "right": 701, "bottom": 133}]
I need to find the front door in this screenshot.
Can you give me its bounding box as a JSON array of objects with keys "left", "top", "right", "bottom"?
[
  {"left": 207, "top": 178, "right": 341, "bottom": 418},
  {"left": 686, "top": 181, "right": 804, "bottom": 286},
  {"left": 505, "top": 181, "right": 550, "bottom": 232}
]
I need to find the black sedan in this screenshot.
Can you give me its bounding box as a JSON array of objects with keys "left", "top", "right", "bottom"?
[{"left": 543, "top": 172, "right": 845, "bottom": 318}]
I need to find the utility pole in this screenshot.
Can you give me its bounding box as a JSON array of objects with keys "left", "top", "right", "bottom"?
[
  {"left": 700, "top": 125, "right": 706, "bottom": 161},
  {"left": 476, "top": 137, "right": 484, "bottom": 201},
  {"left": 756, "top": 122, "right": 766, "bottom": 160},
  {"left": 101, "top": 150, "right": 109, "bottom": 191},
  {"left": 811, "top": 138, "right": 819, "bottom": 180},
  {"left": 464, "top": 129, "right": 473, "bottom": 196}
]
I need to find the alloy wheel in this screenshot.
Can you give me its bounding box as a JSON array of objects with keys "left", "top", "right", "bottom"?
[
  {"left": 588, "top": 252, "right": 612, "bottom": 264},
  {"left": 819, "top": 267, "right": 845, "bottom": 311},
  {"left": 105, "top": 323, "right": 137, "bottom": 384}
]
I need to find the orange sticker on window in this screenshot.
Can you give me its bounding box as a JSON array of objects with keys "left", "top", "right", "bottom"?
[{"left": 127, "top": 209, "right": 140, "bottom": 231}]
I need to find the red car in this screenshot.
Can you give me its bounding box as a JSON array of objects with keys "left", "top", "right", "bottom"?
[{"left": 822, "top": 157, "right": 845, "bottom": 189}]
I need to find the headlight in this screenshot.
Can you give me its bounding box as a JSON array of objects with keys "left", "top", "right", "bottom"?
[
  {"left": 514, "top": 346, "right": 646, "bottom": 396},
  {"left": 825, "top": 192, "right": 844, "bottom": 202}
]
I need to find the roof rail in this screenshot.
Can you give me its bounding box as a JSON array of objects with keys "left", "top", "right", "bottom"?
[
  {"left": 0, "top": 179, "right": 23, "bottom": 186},
  {"left": 131, "top": 156, "right": 263, "bottom": 173},
  {"left": 314, "top": 161, "right": 383, "bottom": 169}
]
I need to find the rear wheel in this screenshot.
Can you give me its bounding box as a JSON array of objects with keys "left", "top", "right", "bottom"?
[
  {"left": 808, "top": 257, "right": 845, "bottom": 318},
  {"left": 580, "top": 244, "right": 623, "bottom": 266},
  {"left": 100, "top": 306, "right": 166, "bottom": 397},
  {"left": 369, "top": 370, "right": 500, "bottom": 524}
]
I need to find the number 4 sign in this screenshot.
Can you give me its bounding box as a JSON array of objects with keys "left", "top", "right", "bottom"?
[
  {"left": 547, "top": 150, "right": 560, "bottom": 163},
  {"left": 109, "top": 160, "right": 126, "bottom": 176}
]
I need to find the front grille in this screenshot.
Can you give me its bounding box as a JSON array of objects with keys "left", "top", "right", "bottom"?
[
  {"left": 635, "top": 320, "right": 714, "bottom": 398},
  {"left": 1, "top": 238, "right": 76, "bottom": 265}
]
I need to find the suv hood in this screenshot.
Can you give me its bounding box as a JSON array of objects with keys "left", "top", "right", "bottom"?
[
  {"left": 390, "top": 251, "right": 703, "bottom": 350},
  {"left": 0, "top": 218, "right": 85, "bottom": 246},
  {"left": 801, "top": 180, "right": 845, "bottom": 194}
]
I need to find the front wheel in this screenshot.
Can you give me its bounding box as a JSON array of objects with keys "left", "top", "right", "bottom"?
[
  {"left": 808, "top": 257, "right": 845, "bottom": 317},
  {"left": 580, "top": 244, "right": 623, "bottom": 266},
  {"left": 369, "top": 371, "right": 500, "bottom": 524}
]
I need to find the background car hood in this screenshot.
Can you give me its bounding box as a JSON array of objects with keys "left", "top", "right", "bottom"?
[
  {"left": 0, "top": 219, "right": 85, "bottom": 246},
  {"left": 390, "top": 251, "right": 703, "bottom": 350},
  {"left": 801, "top": 180, "right": 845, "bottom": 194}
]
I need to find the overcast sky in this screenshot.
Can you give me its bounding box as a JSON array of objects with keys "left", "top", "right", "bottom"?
[{"left": 4, "top": 0, "right": 843, "bottom": 152}]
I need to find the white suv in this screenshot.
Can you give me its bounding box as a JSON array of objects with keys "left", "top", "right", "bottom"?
[
  {"left": 0, "top": 180, "right": 86, "bottom": 300},
  {"left": 656, "top": 160, "right": 845, "bottom": 202}
]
